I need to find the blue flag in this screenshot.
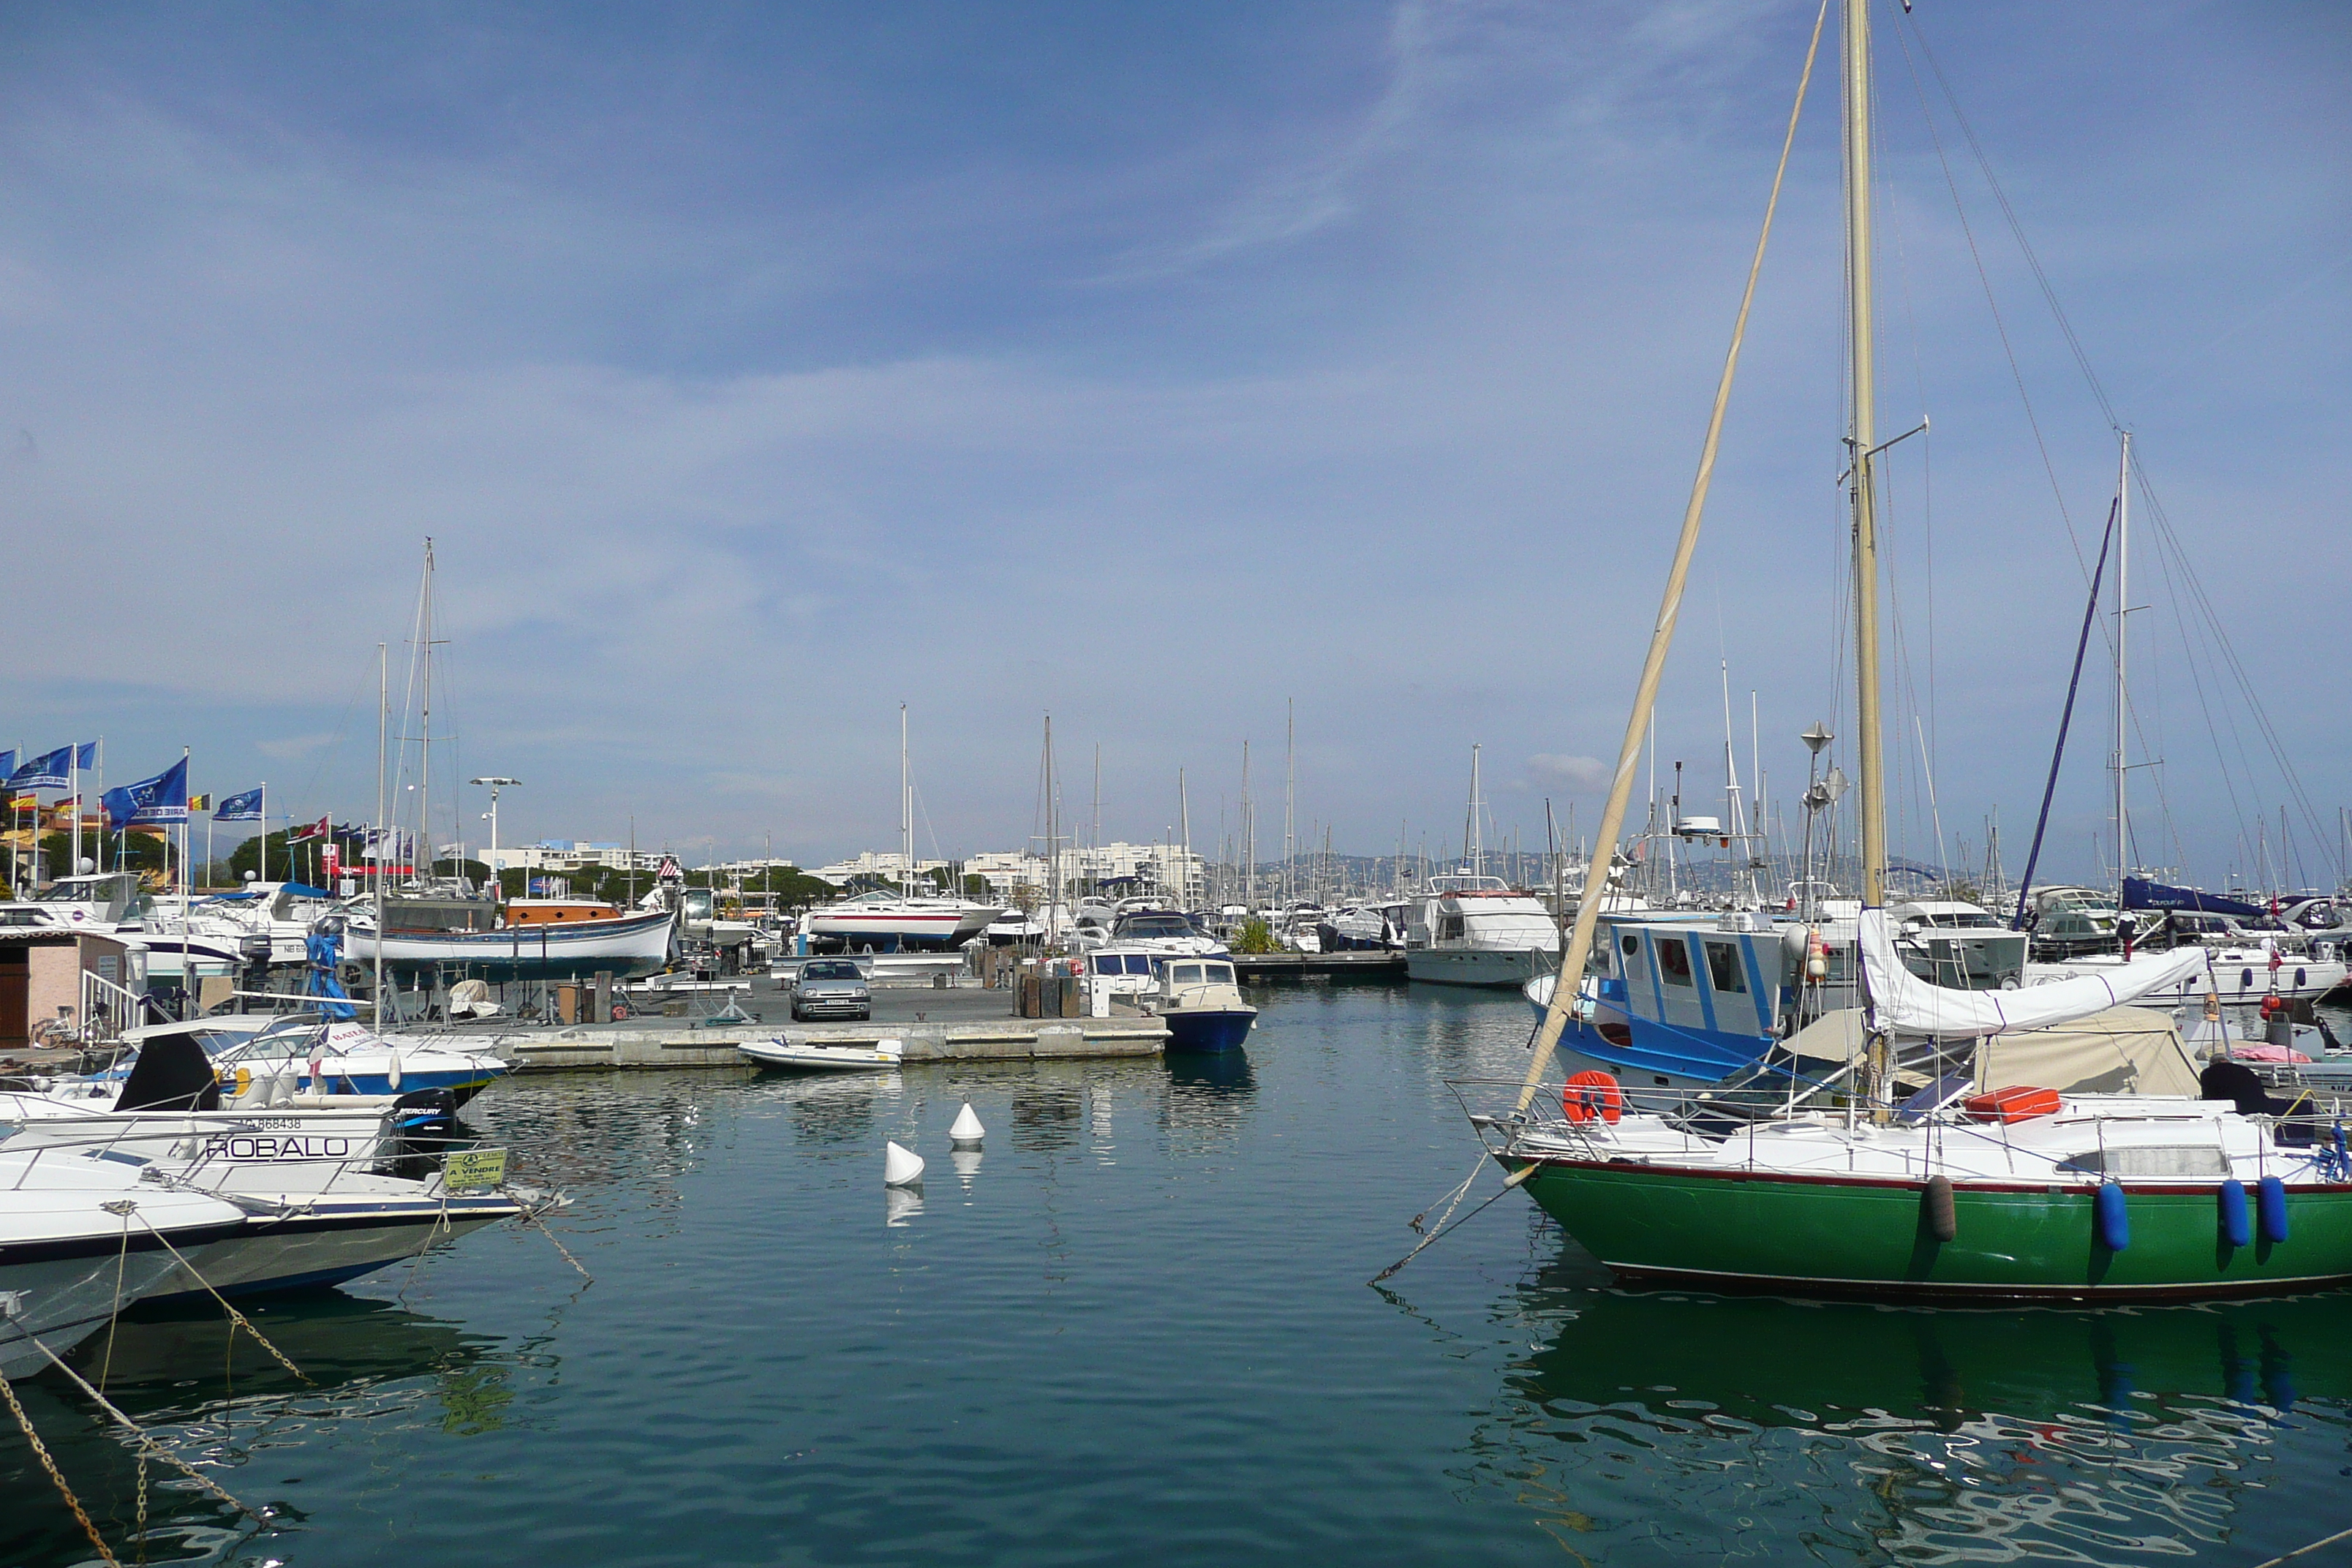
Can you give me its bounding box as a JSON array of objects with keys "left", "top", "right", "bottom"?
[
  {"left": 73, "top": 742, "right": 97, "bottom": 770},
  {"left": 101, "top": 757, "right": 189, "bottom": 829},
  {"left": 7, "top": 747, "right": 72, "bottom": 791},
  {"left": 0, "top": 751, "right": 13, "bottom": 780},
  {"left": 215, "top": 788, "right": 264, "bottom": 823}
]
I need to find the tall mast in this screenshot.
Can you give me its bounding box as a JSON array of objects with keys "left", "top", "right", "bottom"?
[
  {"left": 1843, "top": 0, "right": 1886, "bottom": 908},
  {"left": 374, "top": 641, "right": 386, "bottom": 1022},
  {"left": 1043, "top": 714, "right": 1058, "bottom": 937},
  {"left": 420, "top": 539, "right": 435, "bottom": 879},
  {"left": 1241, "top": 740, "right": 1254, "bottom": 911},
  {"left": 1283, "top": 699, "right": 1295, "bottom": 908},
  {"left": 2111, "top": 429, "right": 2132, "bottom": 894},
  {"left": 1178, "top": 768, "right": 1191, "bottom": 907},
  {"left": 900, "top": 702, "right": 911, "bottom": 897},
  {"left": 1468, "top": 744, "right": 1485, "bottom": 878}
]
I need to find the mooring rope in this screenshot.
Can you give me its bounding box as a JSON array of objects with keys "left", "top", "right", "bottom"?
[
  {"left": 2250, "top": 1523, "right": 2352, "bottom": 1568},
  {"left": 1368, "top": 1158, "right": 1538, "bottom": 1286},
  {"left": 128, "top": 1213, "right": 308, "bottom": 1384},
  {"left": 0, "top": 1358, "right": 122, "bottom": 1567},
  {"left": 26, "top": 1332, "right": 266, "bottom": 1525},
  {"left": 519, "top": 1206, "right": 595, "bottom": 1284}
]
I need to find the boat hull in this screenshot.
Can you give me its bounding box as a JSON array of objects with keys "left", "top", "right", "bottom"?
[
  {"left": 1162, "top": 1007, "right": 1255, "bottom": 1053},
  {"left": 0, "top": 1217, "right": 248, "bottom": 1376},
  {"left": 1514, "top": 1156, "right": 2352, "bottom": 1301},
  {"left": 1407, "top": 946, "right": 1549, "bottom": 988},
  {"left": 353, "top": 909, "right": 676, "bottom": 979},
  {"left": 162, "top": 1201, "right": 519, "bottom": 1301}
]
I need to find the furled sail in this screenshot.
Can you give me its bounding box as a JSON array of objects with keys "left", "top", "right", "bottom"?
[{"left": 1858, "top": 909, "right": 2207, "bottom": 1036}]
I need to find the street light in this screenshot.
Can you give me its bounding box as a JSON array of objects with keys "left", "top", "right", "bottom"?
[{"left": 470, "top": 777, "right": 521, "bottom": 900}]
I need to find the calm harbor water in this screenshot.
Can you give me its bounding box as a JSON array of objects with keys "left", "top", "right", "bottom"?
[{"left": 10, "top": 984, "right": 2352, "bottom": 1567}]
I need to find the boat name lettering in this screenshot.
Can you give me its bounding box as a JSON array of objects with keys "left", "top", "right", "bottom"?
[{"left": 203, "top": 1134, "right": 353, "bottom": 1161}]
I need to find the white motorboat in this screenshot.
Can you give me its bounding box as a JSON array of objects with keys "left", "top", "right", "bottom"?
[
  {"left": 0, "top": 1119, "right": 531, "bottom": 1303},
  {"left": 982, "top": 908, "right": 1047, "bottom": 946},
  {"left": 1403, "top": 874, "right": 1561, "bottom": 988},
  {"left": 804, "top": 892, "right": 1000, "bottom": 952},
  {"left": 738, "top": 1036, "right": 905, "bottom": 1071},
  {"left": 39, "top": 1013, "right": 510, "bottom": 1109},
  {"left": 0, "top": 1155, "right": 248, "bottom": 1376}
]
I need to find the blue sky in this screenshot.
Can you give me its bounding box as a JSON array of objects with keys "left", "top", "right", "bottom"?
[{"left": 0, "top": 1, "right": 2344, "bottom": 886}]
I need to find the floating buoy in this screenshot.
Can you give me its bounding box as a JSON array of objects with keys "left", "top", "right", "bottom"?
[
  {"left": 2220, "top": 1178, "right": 2253, "bottom": 1248},
  {"left": 1922, "top": 1175, "right": 1957, "bottom": 1243},
  {"left": 949, "top": 1102, "right": 986, "bottom": 1145},
  {"left": 2094, "top": 1183, "right": 2130, "bottom": 1253},
  {"left": 883, "top": 1141, "right": 926, "bottom": 1187},
  {"left": 2258, "top": 1175, "right": 2290, "bottom": 1243}
]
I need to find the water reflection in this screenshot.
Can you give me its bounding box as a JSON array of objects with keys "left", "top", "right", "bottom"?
[
  {"left": 884, "top": 1185, "right": 924, "bottom": 1226},
  {"left": 1009, "top": 1087, "right": 1085, "bottom": 1153},
  {"left": 1467, "top": 1273, "right": 2352, "bottom": 1563},
  {"left": 1, "top": 1294, "right": 524, "bottom": 1567}
]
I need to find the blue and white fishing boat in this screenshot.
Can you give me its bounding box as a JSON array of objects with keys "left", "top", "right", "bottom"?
[
  {"left": 1151, "top": 957, "right": 1255, "bottom": 1053},
  {"left": 1523, "top": 902, "right": 2035, "bottom": 1090},
  {"left": 48, "top": 1013, "right": 510, "bottom": 1107}
]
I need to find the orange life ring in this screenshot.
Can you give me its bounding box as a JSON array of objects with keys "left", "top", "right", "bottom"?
[{"left": 1563, "top": 1068, "right": 1623, "bottom": 1125}]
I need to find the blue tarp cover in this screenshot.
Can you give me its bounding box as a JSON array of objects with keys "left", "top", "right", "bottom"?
[{"left": 2122, "top": 876, "right": 2266, "bottom": 919}]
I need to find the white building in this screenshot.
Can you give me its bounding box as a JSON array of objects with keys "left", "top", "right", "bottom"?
[{"left": 486, "top": 841, "right": 666, "bottom": 874}]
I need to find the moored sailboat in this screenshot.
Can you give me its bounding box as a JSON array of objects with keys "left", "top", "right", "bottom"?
[{"left": 1475, "top": 0, "right": 2352, "bottom": 1302}]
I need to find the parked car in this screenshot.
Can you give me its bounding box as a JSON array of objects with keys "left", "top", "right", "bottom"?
[{"left": 791, "top": 958, "right": 871, "bottom": 1022}]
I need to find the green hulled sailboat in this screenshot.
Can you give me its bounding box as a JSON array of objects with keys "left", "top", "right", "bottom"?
[{"left": 1482, "top": 0, "right": 2352, "bottom": 1302}]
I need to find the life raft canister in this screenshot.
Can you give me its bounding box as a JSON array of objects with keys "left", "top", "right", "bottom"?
[
  {"left": 1562, "top": 1069, "right": 1624, "bottom": 1125},
  {"left": 1962, "top": 1085, "right": 2062, "bottom": 1124}
]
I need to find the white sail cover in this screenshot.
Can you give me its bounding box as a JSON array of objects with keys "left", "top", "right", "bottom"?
[{"left": 1858, "top": 909, "right": 2209, "bottom": 1036}]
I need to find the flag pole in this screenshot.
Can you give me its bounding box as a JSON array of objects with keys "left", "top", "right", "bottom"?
[
  {"left": 69, "top": 746, "right": 79, "bottom": 878},
  {"left": 260, "top": 783, "right": 268, "bottom": 885}
]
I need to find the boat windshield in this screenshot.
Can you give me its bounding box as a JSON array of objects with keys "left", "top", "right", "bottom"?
[{"left": 1117, "top": 915, "right": 1196, "bottom": 939}]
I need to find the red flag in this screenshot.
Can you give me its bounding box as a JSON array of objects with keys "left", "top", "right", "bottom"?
[{"left": 289, "top": 815, "right": 331, "bottom": 842}]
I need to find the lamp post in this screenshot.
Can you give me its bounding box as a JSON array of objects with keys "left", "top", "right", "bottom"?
[{"left": 470, "top": 777, "right": 520, "bottom": 901}]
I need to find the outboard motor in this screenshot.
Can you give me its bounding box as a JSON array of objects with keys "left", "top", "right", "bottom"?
[{"left": 380, "top": 1087, "right": 463, "bottom": 1179}]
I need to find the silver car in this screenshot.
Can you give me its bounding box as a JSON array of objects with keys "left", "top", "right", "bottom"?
[{"left": 791, "top": 959, "right": 871, "bottom": 1022}]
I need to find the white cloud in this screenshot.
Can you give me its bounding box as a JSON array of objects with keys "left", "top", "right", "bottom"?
[{"left": 1526, "top": 754, "right": 1610, "bottom": 790}]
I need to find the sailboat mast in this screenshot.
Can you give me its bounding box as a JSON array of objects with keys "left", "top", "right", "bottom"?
[
  {"left": 420, "top": 538, "right": 435, "bottom": 879},
  {"left": 900, "top": 703, "right": 911, "bottom": 897},
  {"left": 1843, "top": 0, "right": 1886, "bottom": 909},
  {"left": 1178, "top": 768, "right": 1191, "bottom": 907},
  {"left": 1469, "top": 744, "right": 1485, "bottom": 878},
  {"left": 2112, "top": 429, "right": 2132, "bottom": 894}
]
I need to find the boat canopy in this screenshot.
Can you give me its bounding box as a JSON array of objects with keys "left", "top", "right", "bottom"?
[
  {"left": 2122, "top": 877, "right": 2268, "bottom": 920},
  {"left": 1859, "top": 908, "right": 2206, "bottom": 1036}
]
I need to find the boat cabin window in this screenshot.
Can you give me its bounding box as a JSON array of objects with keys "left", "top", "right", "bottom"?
[
  {"left": 1125, "top": 954, "right": 1153, "bottom": 975},
  {"left": 1091, "top": 955, "right": 1119, "bottom": 975},
  {"left": 1658, "top": 937, "right": 1695, "bottom": 987},
  {"left": 1620, "top": 934, "right": 1638, "bottom": 957},
  {"left": 1171, "top": 964, "right": 1203, "bottom": 984},
  {"left": 1703, "top": 940, "right": 1746, "bottom": 994},
  {"left": 1205, "top": 963, "right": 1233, "bottom": 984}
]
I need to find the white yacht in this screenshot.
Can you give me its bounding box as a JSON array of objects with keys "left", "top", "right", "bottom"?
[
  {"left": 1403, "top": 874, "right": 1561, "bottom": 988},
  {"left": 804, "top": 890, "right": 1001, "bottom": 952}
]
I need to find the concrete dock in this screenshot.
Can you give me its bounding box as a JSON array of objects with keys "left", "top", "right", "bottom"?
[
  {"left": 1227, "top": 951, "right": 1407, "bottom": 981},
  {"left": 416, "top": 982, "right": 1167, "bottom": 1071}
]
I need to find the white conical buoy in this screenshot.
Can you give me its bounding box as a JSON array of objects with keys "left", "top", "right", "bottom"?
[
  {"left": 884, "top": 1141, "right": 926, "bottom": 1187},
  {"left": 949, "top": 1101, "right": 985, "bottom": 1146}
]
